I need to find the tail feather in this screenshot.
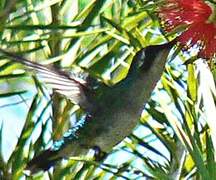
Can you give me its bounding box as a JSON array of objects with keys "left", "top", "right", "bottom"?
[{"left": 26, "top": 149, "right": 61, "bottom": 174}]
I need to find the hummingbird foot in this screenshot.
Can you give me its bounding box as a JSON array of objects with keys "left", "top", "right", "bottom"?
[{"left": 92, "top": 146, "right": 107, "bottom": 161}]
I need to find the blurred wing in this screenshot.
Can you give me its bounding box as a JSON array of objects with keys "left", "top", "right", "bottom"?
[{"left": 0, "top": 48, "right": 88, "bottom": 107}]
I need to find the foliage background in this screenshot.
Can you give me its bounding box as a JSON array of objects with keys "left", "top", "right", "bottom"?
[{"left": 0, "top": 0, "right": 216, "bottom": 179}]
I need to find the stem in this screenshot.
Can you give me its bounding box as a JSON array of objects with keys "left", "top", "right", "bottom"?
[{"left": 169, "top": 140, "right": 186, "bottom": 179}]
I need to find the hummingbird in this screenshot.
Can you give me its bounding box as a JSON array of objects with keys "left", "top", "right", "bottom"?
[{"left": 0, "top": 40, "right": 175, "bottom": 173}]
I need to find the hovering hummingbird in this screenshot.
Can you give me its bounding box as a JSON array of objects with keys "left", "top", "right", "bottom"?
[{"left": 0, "top": 40, "right": 175, "bottom": 173}]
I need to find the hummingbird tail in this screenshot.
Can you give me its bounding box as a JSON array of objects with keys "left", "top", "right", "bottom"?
[{"left": 26, "top": 149, "right": 61, "bottom": 174}]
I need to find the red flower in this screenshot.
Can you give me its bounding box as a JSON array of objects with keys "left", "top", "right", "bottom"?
[{"left": 158, "top": 0, "right": 216, "bottom": 59}]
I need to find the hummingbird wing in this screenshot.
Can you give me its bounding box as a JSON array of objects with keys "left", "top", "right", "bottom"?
[{"left": 0, "top": 49, "right": 91, "bottom": 109}]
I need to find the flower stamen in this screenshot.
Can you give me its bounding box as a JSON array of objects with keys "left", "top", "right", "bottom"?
[{"left": 158, "top": 0, "right": 216, "bottom": 59}]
